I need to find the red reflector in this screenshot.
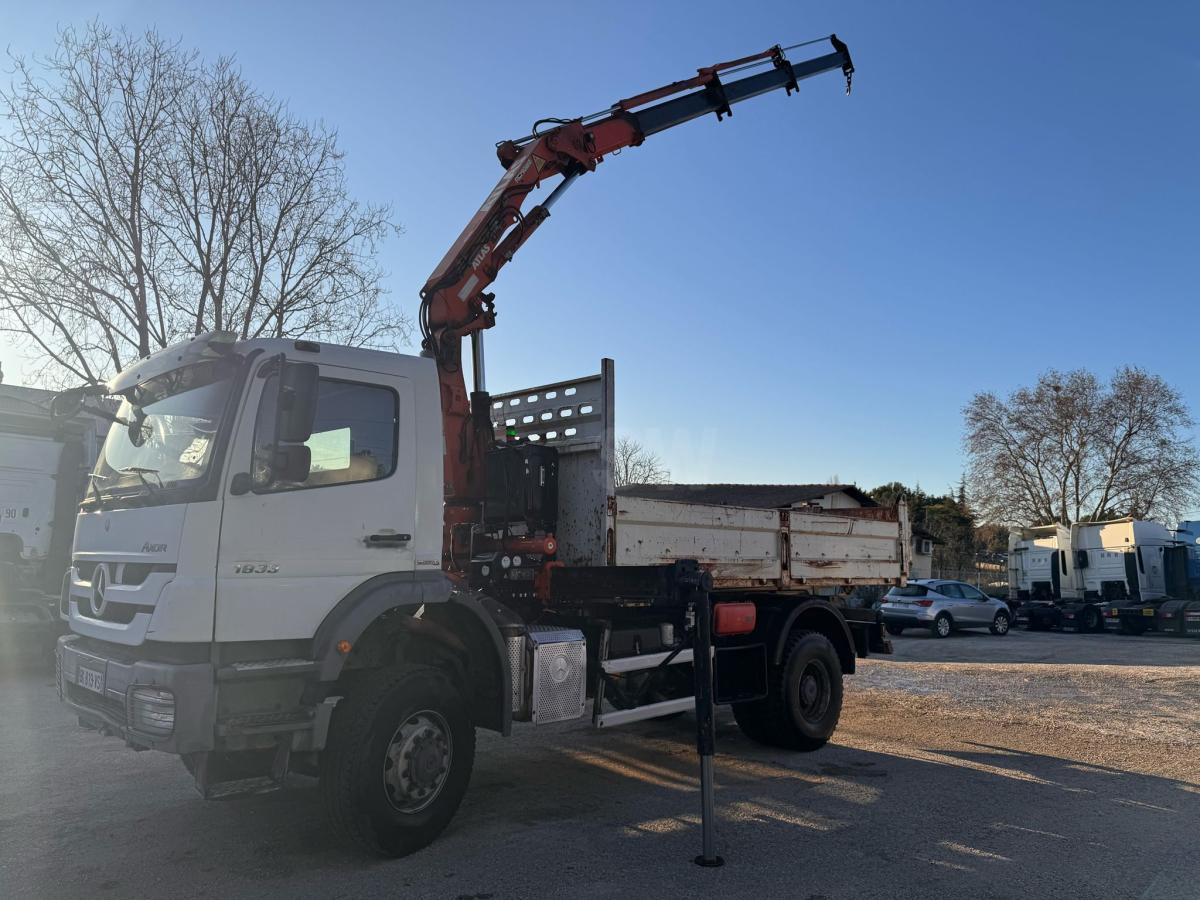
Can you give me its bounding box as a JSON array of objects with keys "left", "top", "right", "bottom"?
[
  {"left": 713, "top": 601, "right": 756, "bottom": 636},
  {"left": 915, "top": 599, "right": 934, "bottom": 607}
]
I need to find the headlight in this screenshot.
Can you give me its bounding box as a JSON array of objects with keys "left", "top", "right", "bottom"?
[{"left": 127, "top": 686, "right": 175, "bottom": 736}]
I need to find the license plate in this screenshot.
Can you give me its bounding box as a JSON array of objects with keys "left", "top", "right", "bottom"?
[
  {"left": 76, "top": 665, "right": 105, "bottom": 694},
  {"left": 1143, "top": 608, "right": 1155, "bottom": 617}
]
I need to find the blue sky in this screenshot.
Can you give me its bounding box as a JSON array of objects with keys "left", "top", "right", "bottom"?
[{"left": 2, "top": 0, "right": 1198, "bottom": 505}]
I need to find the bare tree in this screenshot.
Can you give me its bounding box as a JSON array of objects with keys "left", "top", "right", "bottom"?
[
  {"left": 964, "top": 367, "right": 1199, "bottom": 525},
  {"left": 614, "top": 437, "right": 670, "bottom": 487},
  {"left": 0, "top": 23, "right": 408, "bottom": 387}
]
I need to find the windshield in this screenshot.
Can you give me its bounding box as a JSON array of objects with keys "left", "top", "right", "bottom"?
[{"left": 91, "top": 357, "right": 241, "bottom": 506}]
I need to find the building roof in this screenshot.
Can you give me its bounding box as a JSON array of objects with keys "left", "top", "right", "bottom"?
[{"left": 616, "top": 483, "right": 878, "bottom": 508}]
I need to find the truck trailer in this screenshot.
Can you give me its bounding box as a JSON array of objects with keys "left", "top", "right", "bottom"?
[{"left": 50, "top": 38, "right": 891, "bottom": 858}]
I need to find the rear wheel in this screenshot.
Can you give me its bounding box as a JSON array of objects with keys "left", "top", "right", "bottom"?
[
  {"left": 885, "top": 623, "right": 905, "bottom": 636},
  {"left": 990, "top": 611, "right": 1011, "bottom": 636},
  {"left": 931, "top": 613, "right": 952, "bottom": 638},
  {"left": 320, "top": 665, "right": 475, "bottom": 857},
  {"left": 1080, "top": 607, "right": 1101, "bottom": 633},
  {"left": 732, "top": 630, "right": 843, "bottom": 752}
]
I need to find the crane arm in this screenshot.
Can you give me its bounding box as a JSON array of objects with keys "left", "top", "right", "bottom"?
[{"left": 421, "top": 35, "right": 854, "bottom": 570}]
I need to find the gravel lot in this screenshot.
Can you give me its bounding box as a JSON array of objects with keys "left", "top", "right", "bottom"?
[{"left": 1, "top": 630, "right": 1197, "bottom": 900}]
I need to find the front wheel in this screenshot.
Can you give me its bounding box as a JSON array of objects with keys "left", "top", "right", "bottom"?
[
  {"left": 1080, "top": 607, "right": 1101, "bottom": 633},
  {"left": 732, "top": 630, "right": 843, "bottom": 752},
  {"left": 320, "top": 665, "right": 475, "bottom": 857},
  {"left": 990, "top": 611, "right": 1011, "bottom": 636}
]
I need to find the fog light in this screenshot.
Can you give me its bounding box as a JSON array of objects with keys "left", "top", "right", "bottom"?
[{"left": 128, "top": 686, "right": 175, "bottom": 737}]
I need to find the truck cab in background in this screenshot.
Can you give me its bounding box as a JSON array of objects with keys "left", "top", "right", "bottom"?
[
  {"left": 1, "top": 385, "right": 107, "bottom": 664},
  {"left": 1008, "top": 518, "right": 1178, "bottom": 634}
]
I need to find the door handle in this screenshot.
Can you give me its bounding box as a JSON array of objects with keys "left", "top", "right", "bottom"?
[{"left": 364, "top": 533, "right": 411, "bottom": 547}]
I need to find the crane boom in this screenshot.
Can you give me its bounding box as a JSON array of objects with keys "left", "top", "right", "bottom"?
[{"left": 420, "top": 35, "right": 854, "bottom": 571}]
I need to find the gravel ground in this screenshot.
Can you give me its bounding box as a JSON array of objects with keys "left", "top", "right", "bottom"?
[{"left": 1, "top": 630, "right": 1197, "bottom": 900}]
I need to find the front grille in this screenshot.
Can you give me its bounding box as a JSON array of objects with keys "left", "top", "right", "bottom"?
[
  {"left": 78, "top": 601, "right": 142, "bottom": 625},
  {"left": 66, "top": 682, "right": 126, "bottom": 724}
]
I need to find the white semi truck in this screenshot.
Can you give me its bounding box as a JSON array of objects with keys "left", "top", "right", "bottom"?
[
  {"left": 51, "top": 37, "right": 898, "bottom": 859},
  {"left": 0, "top": 385, "right": 105, "bottom": 663},
  {"left": 1009, "top": 518, "right": 1175, "bottom": 633}
]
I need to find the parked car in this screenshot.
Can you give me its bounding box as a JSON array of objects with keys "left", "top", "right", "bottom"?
[{"left": 880, "top": 579, "right": 1012, "bottom": 638}]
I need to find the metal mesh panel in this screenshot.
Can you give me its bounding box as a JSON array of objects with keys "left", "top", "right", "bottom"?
[
  {"left": 527, "top": 626, "right": 587, "bottom": 725},
  {"left": 506, "top": 635, "right": 526, "bottom": 716}
]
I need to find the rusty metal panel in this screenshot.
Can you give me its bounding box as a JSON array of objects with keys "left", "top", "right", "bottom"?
[
  {"left": 614, "top": 496, "right": 782, "bottom": 583},
  {"left": 788, "top": 509, "right": 905, "bottom": 584},
  {"left": 490, "top": 360, "right": 614, "bottom": 566}
]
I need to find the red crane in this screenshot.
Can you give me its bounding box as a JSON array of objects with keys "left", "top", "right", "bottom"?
[{"left": 419, "top": 35, "right": 855, "bottom": 572}]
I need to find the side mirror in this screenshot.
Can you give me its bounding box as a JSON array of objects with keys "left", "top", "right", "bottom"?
[
  {"left": 50, "top": 386, "right": 89, "bottom": 419},
  {"left": 272, "top": 443, "right": 312, "bottom": 484},
  {"left": 275, "top": 361, "right": 319, "bottom": 444}
]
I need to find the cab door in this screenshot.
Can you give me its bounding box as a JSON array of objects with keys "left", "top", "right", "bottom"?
[{"left": 214, "top": 357, "right": 416, "bottom": 642}]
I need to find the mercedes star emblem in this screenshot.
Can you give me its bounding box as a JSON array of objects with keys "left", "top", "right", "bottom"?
[{"left": 90, "top": 564, "right": 109, "bottom": 617}]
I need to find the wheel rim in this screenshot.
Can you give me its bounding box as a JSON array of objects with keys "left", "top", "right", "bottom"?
[
  {"left": 937, "top": 617, "right": 951, "bottom": 636},
  {"left": 995, "top": 615, "right": 1009, "bottom": 634},
  {"left": 382, "top": 709, "right": 453, "bottom": 814},
  {"left": 797, "top": 661, "right": 831, "bottom": 722}
]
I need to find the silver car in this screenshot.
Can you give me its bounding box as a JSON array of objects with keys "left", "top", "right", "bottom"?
[{"left": 879, "top": 579, "right": 1012, "bottom": 638}]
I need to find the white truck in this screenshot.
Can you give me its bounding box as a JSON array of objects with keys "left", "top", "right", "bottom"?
[
  {"left": 51, "top": 36, "right": 879, "bottom": 859},
  {"left": 1009, "top": 518, "right": 1175, "bottom": 633},
  {"left": 53, "top": 341, "right": 908, "bottom": 855},
  {"left": 0, "top": 385, "right": 105, "bottom": 663}
]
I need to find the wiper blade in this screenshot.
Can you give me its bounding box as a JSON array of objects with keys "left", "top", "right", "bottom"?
[
  {"left": 120, "top": 466, "right": 163, "bottom": 495},
  {"left": 85, "top": 473, "right": 111, "bottom": 509}
]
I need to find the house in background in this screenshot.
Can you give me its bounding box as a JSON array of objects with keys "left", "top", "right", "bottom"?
[
  {"left": 617, "top": 483, "right": 878, "bottom": 511},
  {"left": 910, "top": 526, "right": 941, "bottom": 580}
]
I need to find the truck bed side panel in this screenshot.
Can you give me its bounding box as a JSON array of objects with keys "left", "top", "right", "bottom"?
[{"left": 614, "top": 496, "right": 782, "bottom": 582}]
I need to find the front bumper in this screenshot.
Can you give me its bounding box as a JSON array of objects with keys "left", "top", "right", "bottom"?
[{"left": 57, "top": 634, "right": 216, "bottom": 754}]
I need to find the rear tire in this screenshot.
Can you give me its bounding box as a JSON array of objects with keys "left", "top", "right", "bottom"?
[
  {"left": 732, "top": 630, "right": 843, "bottom": 752},
  {"left": 931, "top": 613, "right": 952, "bottom": 638},
  {"left": 1080, "top": 607, "right": 1101, "bottom": 633},
  {"left": 885, "top": 623, "right": 905, "bottom": 636},
  {"left": 320, "top": 665, "right": 475, "bottom": 857},
  {"left": 989, "top": 611, "right": 1010, "bottom": 636}
]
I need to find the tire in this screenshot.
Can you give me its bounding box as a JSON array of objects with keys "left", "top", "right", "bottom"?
[
  {"left": 320, "top": 665, "right": 475, "bottom": 857},
  {"left": 885, "top": 623, "right": 905, "bottom": 636},
  {"left": 931, "top": 613, "right": 952, "bottom": 638},
  {"left": 732, "top": 630, "right": 843, "bottom": 752},
  {"left": 1080, "top": 607, "right": 1101, "bottom": 634},
  {"left": 989, "top": 611, "right": 1011, "bottom": 636}
]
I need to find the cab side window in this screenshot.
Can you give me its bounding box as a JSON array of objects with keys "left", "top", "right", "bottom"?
[{"left": 254, "top": 374, "right": 398, "bottom": 491}]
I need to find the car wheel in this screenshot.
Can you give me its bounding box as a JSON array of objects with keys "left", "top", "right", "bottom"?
[
  {"left": 931, "top": 613, "right": 952, "bottom": 639},
  {"left": 732, "top": 630, "right": 843, "bottom": 752},
  {"left": 990, "top": 611, "right": 1010, "bottom": 636},
  {"left": 885, "top": 623, "right": 905, "bottom": 636},
  {"left": 320, "top": 665, "right": 475, "bottom": 857}
]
